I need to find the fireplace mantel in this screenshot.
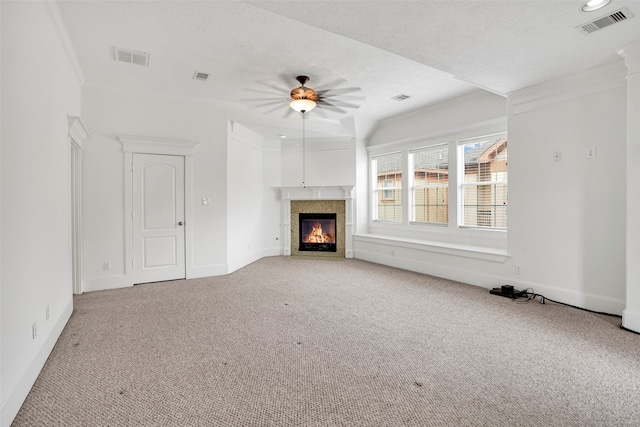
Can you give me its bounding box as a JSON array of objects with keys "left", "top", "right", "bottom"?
[
  {"left": 280, "top": 186, "right": 354, "bottom": 258},
  {"left": 279, "top": 185, "right": 355, "bottom": 201}
]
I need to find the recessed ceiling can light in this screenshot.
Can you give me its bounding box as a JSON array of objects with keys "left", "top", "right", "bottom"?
[{"left": 581, "top": 0, "right": 611, "bottom": 12}]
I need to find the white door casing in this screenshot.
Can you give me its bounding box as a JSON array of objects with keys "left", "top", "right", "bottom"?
[
  {"left": 68, "top": 116, "right": 89, "bottom": 295},
  {"left": 119, "top": 135, "right": 198, "bottom": 287},
  {"left": 132, "top": 153, "right": 186, "bottom": 284}
]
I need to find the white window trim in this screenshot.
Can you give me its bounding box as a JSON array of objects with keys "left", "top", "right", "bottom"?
[
  {"left": 457, "top": 132, "right": 508, "bottom": 230},
  {"left": 409, "top": 143, "right": 449, "bottom": 225},
  {"left": 366, "top": 120, "right": 507, "bottom": 253}
]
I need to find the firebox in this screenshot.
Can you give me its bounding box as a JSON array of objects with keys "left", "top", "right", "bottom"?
[{"left": 298, "top": 213, "right": 337, "bottom": 252}]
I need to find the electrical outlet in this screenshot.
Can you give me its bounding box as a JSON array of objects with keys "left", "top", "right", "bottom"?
[
  {"left": 103, "top": 261, "right": 111, "bottom": 271},
  {"left": 202, "top": 197, "right": 211, "bottom": 206},
  {"left": 32, "top": 322, "right": 37, "bottom": 339},
  {"left": 515, "top": 264, "right": 522, "bottom": 275},
  {"left": 46, "top": 305, "right": 50, "bottom": 321},
  {"left": 553, "top": 151, "right": 562, "bottom": 162},
  {"left": 586, "top": 147, "right": 596, "bottom": 158}
]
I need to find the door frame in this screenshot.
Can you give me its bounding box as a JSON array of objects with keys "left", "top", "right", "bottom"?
[
  {"left": 68, "top": 116, "right": 89, "bottom": 295},
  {"left": 119, "top": 135, "right": 199, "bottom": 284}
]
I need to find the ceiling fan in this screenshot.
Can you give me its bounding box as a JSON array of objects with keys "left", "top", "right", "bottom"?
[{"left": 243, "top": 74, "right": 365, "bottom": 118}]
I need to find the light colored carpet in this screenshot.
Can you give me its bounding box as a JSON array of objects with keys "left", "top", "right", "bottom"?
[{"left": 13, "top": 257, "right": 640, "bottom": 426}]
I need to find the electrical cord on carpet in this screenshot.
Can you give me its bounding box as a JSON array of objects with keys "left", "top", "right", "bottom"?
[{"left": 513, "top": 287, "right": 621, "bottom": 318}]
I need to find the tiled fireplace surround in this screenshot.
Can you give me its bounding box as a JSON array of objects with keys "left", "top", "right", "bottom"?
[{"left": 280, "top": 186, "right": 354, "bottom": 259}]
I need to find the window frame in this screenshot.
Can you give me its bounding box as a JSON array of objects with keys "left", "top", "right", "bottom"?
[
  {"left": 371, "top": 152, "right": 403, "bottom": 223},
  {"left": 457, "top": 133, "right": 508, "bottom": 230},
  {"left": 409, "top": 143, "right": 450, "bottom": 226}
]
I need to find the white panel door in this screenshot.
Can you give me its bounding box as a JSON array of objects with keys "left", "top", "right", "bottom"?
[{"left": 133, "top": 153, "right": 185, "bottom": 284}]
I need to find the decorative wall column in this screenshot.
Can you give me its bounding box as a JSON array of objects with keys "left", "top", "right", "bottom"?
[{"left": 620, "top": 41, "right": 640, "bottom": 333}]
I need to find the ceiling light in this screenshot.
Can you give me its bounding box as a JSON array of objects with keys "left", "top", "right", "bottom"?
[
  {"left": 289, "top": 99, "right": 317, "bottom": 113},
  {"left": 581, "top": 0, "right": 611, "bottom": 12}
]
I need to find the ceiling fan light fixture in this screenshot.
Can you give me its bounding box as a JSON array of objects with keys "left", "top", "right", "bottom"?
[
  {"left": 581, "top": 0, "right": 611, "bottom": 12},
  {"left": 290, "top": 98, "right": 317, "bottom": 113}
]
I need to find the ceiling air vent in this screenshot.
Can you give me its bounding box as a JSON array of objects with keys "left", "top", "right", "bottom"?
[
  {"left": 192, "top": 72, "right": 210, "bottom": 81},
  {"left": 391, "top": 94, "right": 411, "bottom": 101},
  {"left": 576, "top": 7, "right": 633, "bottom": 34},
  {"left": 113, "top": 47, "right": 150, "bottom": 67}
]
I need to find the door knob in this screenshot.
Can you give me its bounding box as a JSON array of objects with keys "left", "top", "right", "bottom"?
[{"left": 178, "top": 221, "right": 184, "bottom": 226}]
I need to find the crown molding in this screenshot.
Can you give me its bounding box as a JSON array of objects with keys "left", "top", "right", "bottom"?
[
  {"left": 118, "top": 135, "right": 199, "bottom": 156},
  {"left": 230, "top": 122, "right": 265, "bottom": 151},
  {"left": 42, "top": 1, "right": 85, "bottom": 86},
  {"left": 509, "top": 60, "right": 627, "bottom": 115},
  {"left": 67, "top": 116, "right": 89, "bottom": 149},
  {"left": 618, "top": 40, "right": 640, "bottom": 76}
]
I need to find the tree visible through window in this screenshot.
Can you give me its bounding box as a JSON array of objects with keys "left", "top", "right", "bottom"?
[
  {"left": 372, "top": 152, "right": 402, "bottom": 222},
  {"left": 410, "top": 144, "right": 448, "bottom": 224},
  {"left": 459, "top": 135, "right": 508, "bottom": 229}
]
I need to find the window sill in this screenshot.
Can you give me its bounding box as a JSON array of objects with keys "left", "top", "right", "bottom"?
[{"left": 353, "top": 233, "right": 510, "bottom": 263}]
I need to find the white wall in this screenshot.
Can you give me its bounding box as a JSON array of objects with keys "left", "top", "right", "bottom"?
[
  {"left": 280, "top": 137, "right": 356, "bottom": 187},
  {"left": 1, "top": 2, "right": 81, "bottom": 425},
  {"left": 81, "top": 82, "right": 360, "bottom": 291},
  {"left": 364, "top": 90, "right": 508, "bottom": 249},
  {"left": 508, "top": 62, "right": 626, "bottom": 313},
  {"left": 369, "top": 90, "right": 507, "bottom": 147},
  {"left": 356, "top": 62, "right": 628, "bottom": 315},
  {"left": 81, "top": 85, "right": 230, "bottom": 289},
  {"left": 261, "top": 141, "right": 283, "bottom": 254},
  {"left": 621, "top": 41, "right": 640, "bottom": 333},
  {"left": 227, "top": 123, "right": 270, "bottom": 271}
]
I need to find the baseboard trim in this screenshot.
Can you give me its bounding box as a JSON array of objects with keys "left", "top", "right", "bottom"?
[
  {"left": 1, "top": 298, "right": 73, "bottom": 427},
  {"left": 188, "top": 263, "right": 229, "bottom": 279},
  {"left": 622, "top": 309, "right": 640, "bottom": 333},
  {"left": 355, "top": 249, "right": 625, "bottom": 315},
  {"left": 83, "top": 274, "right": 132, "bottom": 293}
]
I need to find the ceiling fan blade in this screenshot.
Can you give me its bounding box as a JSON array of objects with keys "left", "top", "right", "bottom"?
[
  {"left": 250, "top": 101, "right": 287, "bottom": 110},
  {"left": 278, "top": 73, "right": 296, "bottom": 90},
  {"left": 256, "top": 80, "right": 290, "bottom": 93},
  {"left": 314, "top": 77, "right": 348, "bottom": 91},
  {"left": 283, "top": 107, "right": 296, "bottom": 119},
  {"left": 262, "top": 103, "right": 288, "bottom": 115},
  {"left": 319, "top": 99, "right": 361, "bottom": 110},
  {"left": 310, "top": 106, "right": 328, "bottom": 119},
  {"left": 317, "top": 103, "right": 348, "bottom": 114},
  {"left": 316, "top": 87, "right": 363, "bottom": 97},
  {"left": 240, "top": 96, "right": 284, "bottom": 103}
]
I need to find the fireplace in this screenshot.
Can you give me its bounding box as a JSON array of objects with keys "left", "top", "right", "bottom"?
[{"left": 299, "top": 213, "right": 337, "bottom": 252}]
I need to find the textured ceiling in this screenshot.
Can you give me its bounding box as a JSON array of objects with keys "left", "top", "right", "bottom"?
[{"left": 57, "top": 0, "right": 640, "bottom": 140}]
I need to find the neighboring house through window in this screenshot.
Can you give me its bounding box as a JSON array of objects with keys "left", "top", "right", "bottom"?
[
  {"left": 459, "top": 134, "right": 508, "bottom": 229},
  {"left": 370, "top": 132, "right": 507, "bottom": 230},
  {"left": 372, "top": 152, "right": 402, "bottom": 222},
  {"left": 410, "top": 144, "right": 449, "bottom": 225}
]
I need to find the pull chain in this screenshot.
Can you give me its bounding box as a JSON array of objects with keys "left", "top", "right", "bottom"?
[{"left": 301, "top": 111, "right": 306, "bottom": 188}]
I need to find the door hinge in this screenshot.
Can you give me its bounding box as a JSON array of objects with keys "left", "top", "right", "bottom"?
[
  {"left": 131, "top": 163, "right": 134, "bottom": 172},
  {"left": 131, "top": 259, "right": 135, "bottom": 268}
]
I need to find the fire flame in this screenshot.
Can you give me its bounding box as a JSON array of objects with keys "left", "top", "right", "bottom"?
[{"left": 304, "top": 223, "right": 333, "bottom": 243}]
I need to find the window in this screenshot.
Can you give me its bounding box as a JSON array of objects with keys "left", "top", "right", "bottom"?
[
  {"left": 459, "top": 134, "right": 508, "bottom": 229},
  {"left": 372, "top": 152, "right": 402, "bottom": 222},
  {"left": 410, "top": 144, "right": 449, "bottom": 225},
  {"left": 382, "top": 179, "right": 394, "bottom": 200},
  {"left": 369, "top": 131, "right": 507, "bottom": 232}
]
